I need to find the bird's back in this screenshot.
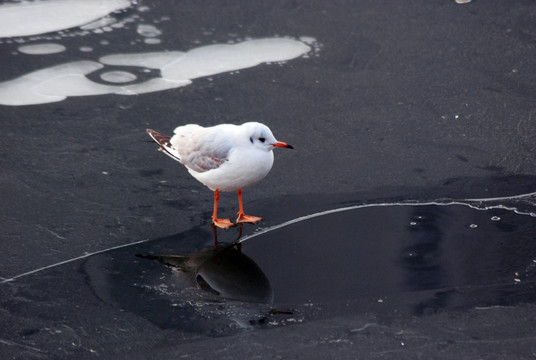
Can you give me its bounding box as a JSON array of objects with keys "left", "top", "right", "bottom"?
[
  {"left": 173, "top": 124, "right": 204, "bottom": 138},
  {"left": 170, "top": 124, "right": 235, "bottom": 175}
]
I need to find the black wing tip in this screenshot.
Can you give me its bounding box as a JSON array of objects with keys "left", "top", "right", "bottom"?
[
  {"left": 146, "top": 129, "right": 171, "bottom": 144},
  {"left": 146, "top": 129, "right": 159, "bottom": 137}
]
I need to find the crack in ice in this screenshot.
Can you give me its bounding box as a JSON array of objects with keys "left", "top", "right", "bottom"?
[{"left": 2, "top": 191, "right": 536, "bottom": 284}]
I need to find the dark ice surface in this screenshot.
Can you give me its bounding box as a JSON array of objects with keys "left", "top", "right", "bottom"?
[
  {"left": 3, "top": 199, "right": 536, "bottom": 359},
  {"left": 2, "top": 0, "right": 536, "bottom": 358}
]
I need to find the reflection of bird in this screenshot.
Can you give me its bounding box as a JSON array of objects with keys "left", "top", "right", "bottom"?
[
  {"left": 147, "top": 122, "right": 293, "bottom": 228},
  {"left": 137, "top": 243, "right": 273, "bottom": 303}
]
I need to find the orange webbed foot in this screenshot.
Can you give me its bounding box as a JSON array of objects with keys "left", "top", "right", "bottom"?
[
  {"left": 212, "top": 218, "right": 235, "bottom": 229},
  {"left": 236, "top": 213, "right": 262, "bottom": 224}
]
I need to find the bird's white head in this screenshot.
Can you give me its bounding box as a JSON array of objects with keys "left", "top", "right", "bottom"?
[{"left": 241, "top": 122, "right": 293, "bottom": 151}]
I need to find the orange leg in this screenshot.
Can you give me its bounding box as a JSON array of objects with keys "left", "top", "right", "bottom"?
[
  {"left": 236, "top": 189, "right": 262, "bottom": 224},
  {"left": 212, "top": 190, "right": 234, "bottom": 229}
]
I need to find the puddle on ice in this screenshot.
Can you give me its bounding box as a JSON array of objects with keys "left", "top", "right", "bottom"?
[
  {"left": 0, "top": 0, "right": 131, "bottom": 38},
  {"left": 0, "top": 37, "right": 314, "bottom": 105},
  {"left": 18, "top": 43, "right": 66, "bottom": 55},
  {"left": 84, "top": 234, "right": 282, "bottom": 334},
  {"left": 3, "top": 191, "right": 536, "bottom": 334},
  {"left": 235, "top": 201, "right": 536, "bottom": 316},
  {"left": 75, "top": 195, "right": 536, "bottom": 332},
  {"left": 136, "top": 243, "right": 273, "bottom": 304}
]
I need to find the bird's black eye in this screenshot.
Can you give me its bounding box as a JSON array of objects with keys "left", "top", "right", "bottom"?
[
  {"left": 250, "top": 137, "right": 254, "bottom": 144},
  {"left": 259, "top": 137, "right": 265, "bottom": 143}
]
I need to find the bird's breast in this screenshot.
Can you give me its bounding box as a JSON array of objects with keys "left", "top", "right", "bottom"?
[{"left": 191, "top": 149, "right": 274, "bottom": 192}]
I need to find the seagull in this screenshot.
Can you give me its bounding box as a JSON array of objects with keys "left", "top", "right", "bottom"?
[{"left": 146, "top": 122, "right": 293, "bottom": 229}]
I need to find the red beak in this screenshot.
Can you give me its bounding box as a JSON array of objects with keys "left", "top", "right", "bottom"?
[{"left": 272, "top": 141, "right": 294, "bottom": 149}]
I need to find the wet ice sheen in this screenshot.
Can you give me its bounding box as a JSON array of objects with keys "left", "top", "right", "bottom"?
[
  {"left": 0, "top": 37, "right": 313, "bottom": 105},
  {"left": 0, "top": 0, "right": 131, "bottom": 38}
]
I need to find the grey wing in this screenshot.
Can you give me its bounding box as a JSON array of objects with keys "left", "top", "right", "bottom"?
[{"left": 171, "top": 128, "right": 231, "bottom": 173}]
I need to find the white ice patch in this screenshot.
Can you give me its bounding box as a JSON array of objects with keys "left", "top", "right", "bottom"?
[
  {"left": 100, "top": 51, "right": 186, "bottom": 69},
  {"left": 0, "top": 0, "right": 131, "bottom": 38},
  {"left": 144, "top": 38, "right": 161, "bottom": 45},
  {"left": 137, "top": 24, "right": 162, "bottom": 37},
  {"left": 0, "top": 37, "right": 313, "bottom": 106},
  {"left": 299, "top": 36, "right": 317, "bottom": 45},
  {"left": 18, "top": 43, "right": 66, "bottom": 55},
  {"left": 0, "top": 61, "right": 103, "bottom": 105},
  {"left": 80, "top": 16, "right": 118, "bottom": 31},
  {"left": 161, "top": 38, "right": 312, "bottom": 81},
  {"left": 100, "top": 71, "right": 137, "bottom": 83},
  {"left": 101, "top": 38, "right": 312, "bottom": 82}
]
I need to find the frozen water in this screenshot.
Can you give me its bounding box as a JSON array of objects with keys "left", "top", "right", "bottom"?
[
  {"left": 80, "top": 16, "right": 118, "bottom": 30},
  {"left": 137, "top": 24, "right": 162, "bottom": 37},
  {"left": 0, "top": 0, "right": 131, "bottom": 38},
  {"left": 18, "top": 43, "right": 66, "bottom": 55},
  {"left": 100, "top": 51, "right": 186, "bottom": 68},
  {"left": 0, "top": 60, "right": 186, "bottom": 105},
  {"left": 0, "top": 61, "right": 103, "bottom": 105},
  {"left": 100, "top": 71, "right": 137, "bottom": 83},
  {"left": 160, "top": 38, "right": 312, "bottom": 81},
  {"left": 144, "top": 38, "right": 162, "bottom": 45},
  {"left": 0, "top": 37, "right": 313, "bottom": 105}
]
